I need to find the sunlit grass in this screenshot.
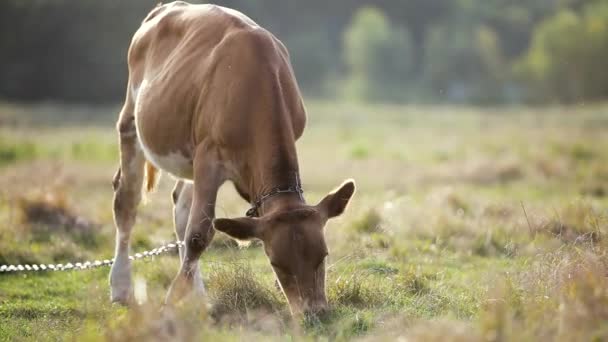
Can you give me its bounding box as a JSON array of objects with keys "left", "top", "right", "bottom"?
[{"left": 1, "top": 101, "right": 607, "bottom": 340}]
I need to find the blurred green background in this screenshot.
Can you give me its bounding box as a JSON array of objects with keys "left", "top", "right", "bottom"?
[
  {"left": 2, "top": 2, "right": 608, "bottom": 340},
  {"left": 2, "top": 0, "right": 607, "bottom": 105}
]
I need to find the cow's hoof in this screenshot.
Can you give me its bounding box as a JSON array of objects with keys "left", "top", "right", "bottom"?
[{"left": 111, "top": 290, "right": 132, "bottom": 306}]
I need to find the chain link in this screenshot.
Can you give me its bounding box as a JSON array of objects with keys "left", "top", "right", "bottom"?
[{"left": 0, "top": 240, "right": 185, "bottom": 273}]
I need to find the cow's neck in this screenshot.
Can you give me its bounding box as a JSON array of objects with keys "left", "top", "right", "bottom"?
[
  {"left": 248, "top": 131, "right": 305, "bottom": 216},
  {"left": 241, "top": 80, "right": 307, "bottom": 216}
]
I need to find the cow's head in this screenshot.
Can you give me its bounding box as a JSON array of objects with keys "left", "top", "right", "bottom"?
[{"left": 213, "top": 180, "right": 356, "bottom": 316}]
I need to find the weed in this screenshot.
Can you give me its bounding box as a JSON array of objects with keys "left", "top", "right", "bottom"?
[
  {"left": 328, "top": 271, "right": 386, "bottom": 308},
  {"left": 207, "top": 262, "right": 285, "bottom": 319},
  {"left": 394, "top": 267, "right": 431, "bottom": 295}
]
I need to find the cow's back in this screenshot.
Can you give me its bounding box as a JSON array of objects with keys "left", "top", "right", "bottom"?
[
  {"left": 127, "top": 2, "right": 306, "bottom": 180},
  {"left": 128, "top": 3, "right": 258, "bottom": 86}
]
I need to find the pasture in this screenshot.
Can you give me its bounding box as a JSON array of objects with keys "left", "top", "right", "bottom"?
[{"left": 1, "top": 101, "right": 607, "bottom": 341}]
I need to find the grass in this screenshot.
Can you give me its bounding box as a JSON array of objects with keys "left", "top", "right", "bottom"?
[{"left": 1, "top": 101, "right": 608, "bottom": 340}]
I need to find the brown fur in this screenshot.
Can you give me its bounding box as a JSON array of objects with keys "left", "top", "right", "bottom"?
[{"left": 109, "top": 2, "right": 355, "bottom": 315}]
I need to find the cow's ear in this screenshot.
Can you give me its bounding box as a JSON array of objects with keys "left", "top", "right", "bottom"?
[
  {"left": 213, "top": 217, "right": 263, "bottom": 240},
  {"left": 316, "top": 179, "right": 356, "bottom": 219}
]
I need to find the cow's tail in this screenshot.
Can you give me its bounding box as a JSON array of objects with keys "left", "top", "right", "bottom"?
[{"left": 144, "top": 161, "right": 160, "bottom": 194}]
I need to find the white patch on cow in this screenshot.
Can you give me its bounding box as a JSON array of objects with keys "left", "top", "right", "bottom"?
[
  {"left": 140, "top": 143, "right": 193, "bottom": 180},
  {"left": 131, "top": 84, "right": 140, "bottom": 99},
  {"left": 110, "top": 232, "right": 132, "bottom": 303},
  {"left": 173, "top": 195, "right": 190, "bottom": 249},
  {"left": 133, "top": 109, "right": 193, "bottom": 180}
]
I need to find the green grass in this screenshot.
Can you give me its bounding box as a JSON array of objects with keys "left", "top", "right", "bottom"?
[{"left": 1, "top": 101, "right": 608, "bottom": 340}]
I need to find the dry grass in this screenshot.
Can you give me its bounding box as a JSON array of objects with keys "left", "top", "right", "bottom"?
[
  {"left": 206, "top": 262, "right": 286, "bottom": 320},
  {"left": 2, "top": 101, "right": 608, "bottom": 340},
  {"left": 478, "top": 248, "right": 608, "bottom": 341},
  {"left": 16, "top": 189, "right": 98, "bottom": 238}
]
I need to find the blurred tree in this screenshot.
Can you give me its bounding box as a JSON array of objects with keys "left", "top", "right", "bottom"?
[
  {"left": 423, "top": 21, "right": 506, "bottom": 103},
  {"left": 343, "top": 7, "right": 414, "bottom": 103},
  {"left": 285, "top": 30, "right": 337, "bottom": 98},
  {"left": 516, "top": 1, "right": 608, "bottom": 103},
  {"left": 0, "top": 0, "right": 605, "bottom": 105},
  {"left": 0, "top": 0, "right": 151, "bottom": 103}
]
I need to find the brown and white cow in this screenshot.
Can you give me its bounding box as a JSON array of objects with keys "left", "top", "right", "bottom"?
[{"left": 110, "top": 1, "right": 355, "bottom": 316}]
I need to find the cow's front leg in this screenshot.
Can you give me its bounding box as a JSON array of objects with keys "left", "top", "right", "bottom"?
[{"left": 165, "top": 143, "right": 223, "bottom": 304}]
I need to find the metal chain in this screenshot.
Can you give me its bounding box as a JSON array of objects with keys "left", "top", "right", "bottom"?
[{"left": 0, "top": 240, "right": 184, "bottom": 273}]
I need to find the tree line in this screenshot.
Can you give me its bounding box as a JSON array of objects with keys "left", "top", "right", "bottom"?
[{"left": 0, "top": 0, "right": 606, "bottom": 105}]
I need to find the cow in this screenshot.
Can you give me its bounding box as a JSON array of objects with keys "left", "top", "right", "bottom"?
[{"left": 110, "top": 1, "right": 356, "bottom": 316}]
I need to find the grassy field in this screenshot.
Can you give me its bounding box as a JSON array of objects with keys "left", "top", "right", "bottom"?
[{"left": 1, "top": 101, "right": 608, "bottom": 341}]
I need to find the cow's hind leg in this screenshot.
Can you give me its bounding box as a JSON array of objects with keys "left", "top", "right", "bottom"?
[
  {"left": 110, "top": 104, "right": 145, "bottom": 304},
  {"left": 166, "top": 144, "right": 223, "bottom": 304},
  {"left": 171, "top": 181, "right": 204, "bottom": 293}
]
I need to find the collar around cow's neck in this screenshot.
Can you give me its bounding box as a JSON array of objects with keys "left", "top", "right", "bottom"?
[{"left": 245, "top": 172, "right": 304, "bottom": 218}]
